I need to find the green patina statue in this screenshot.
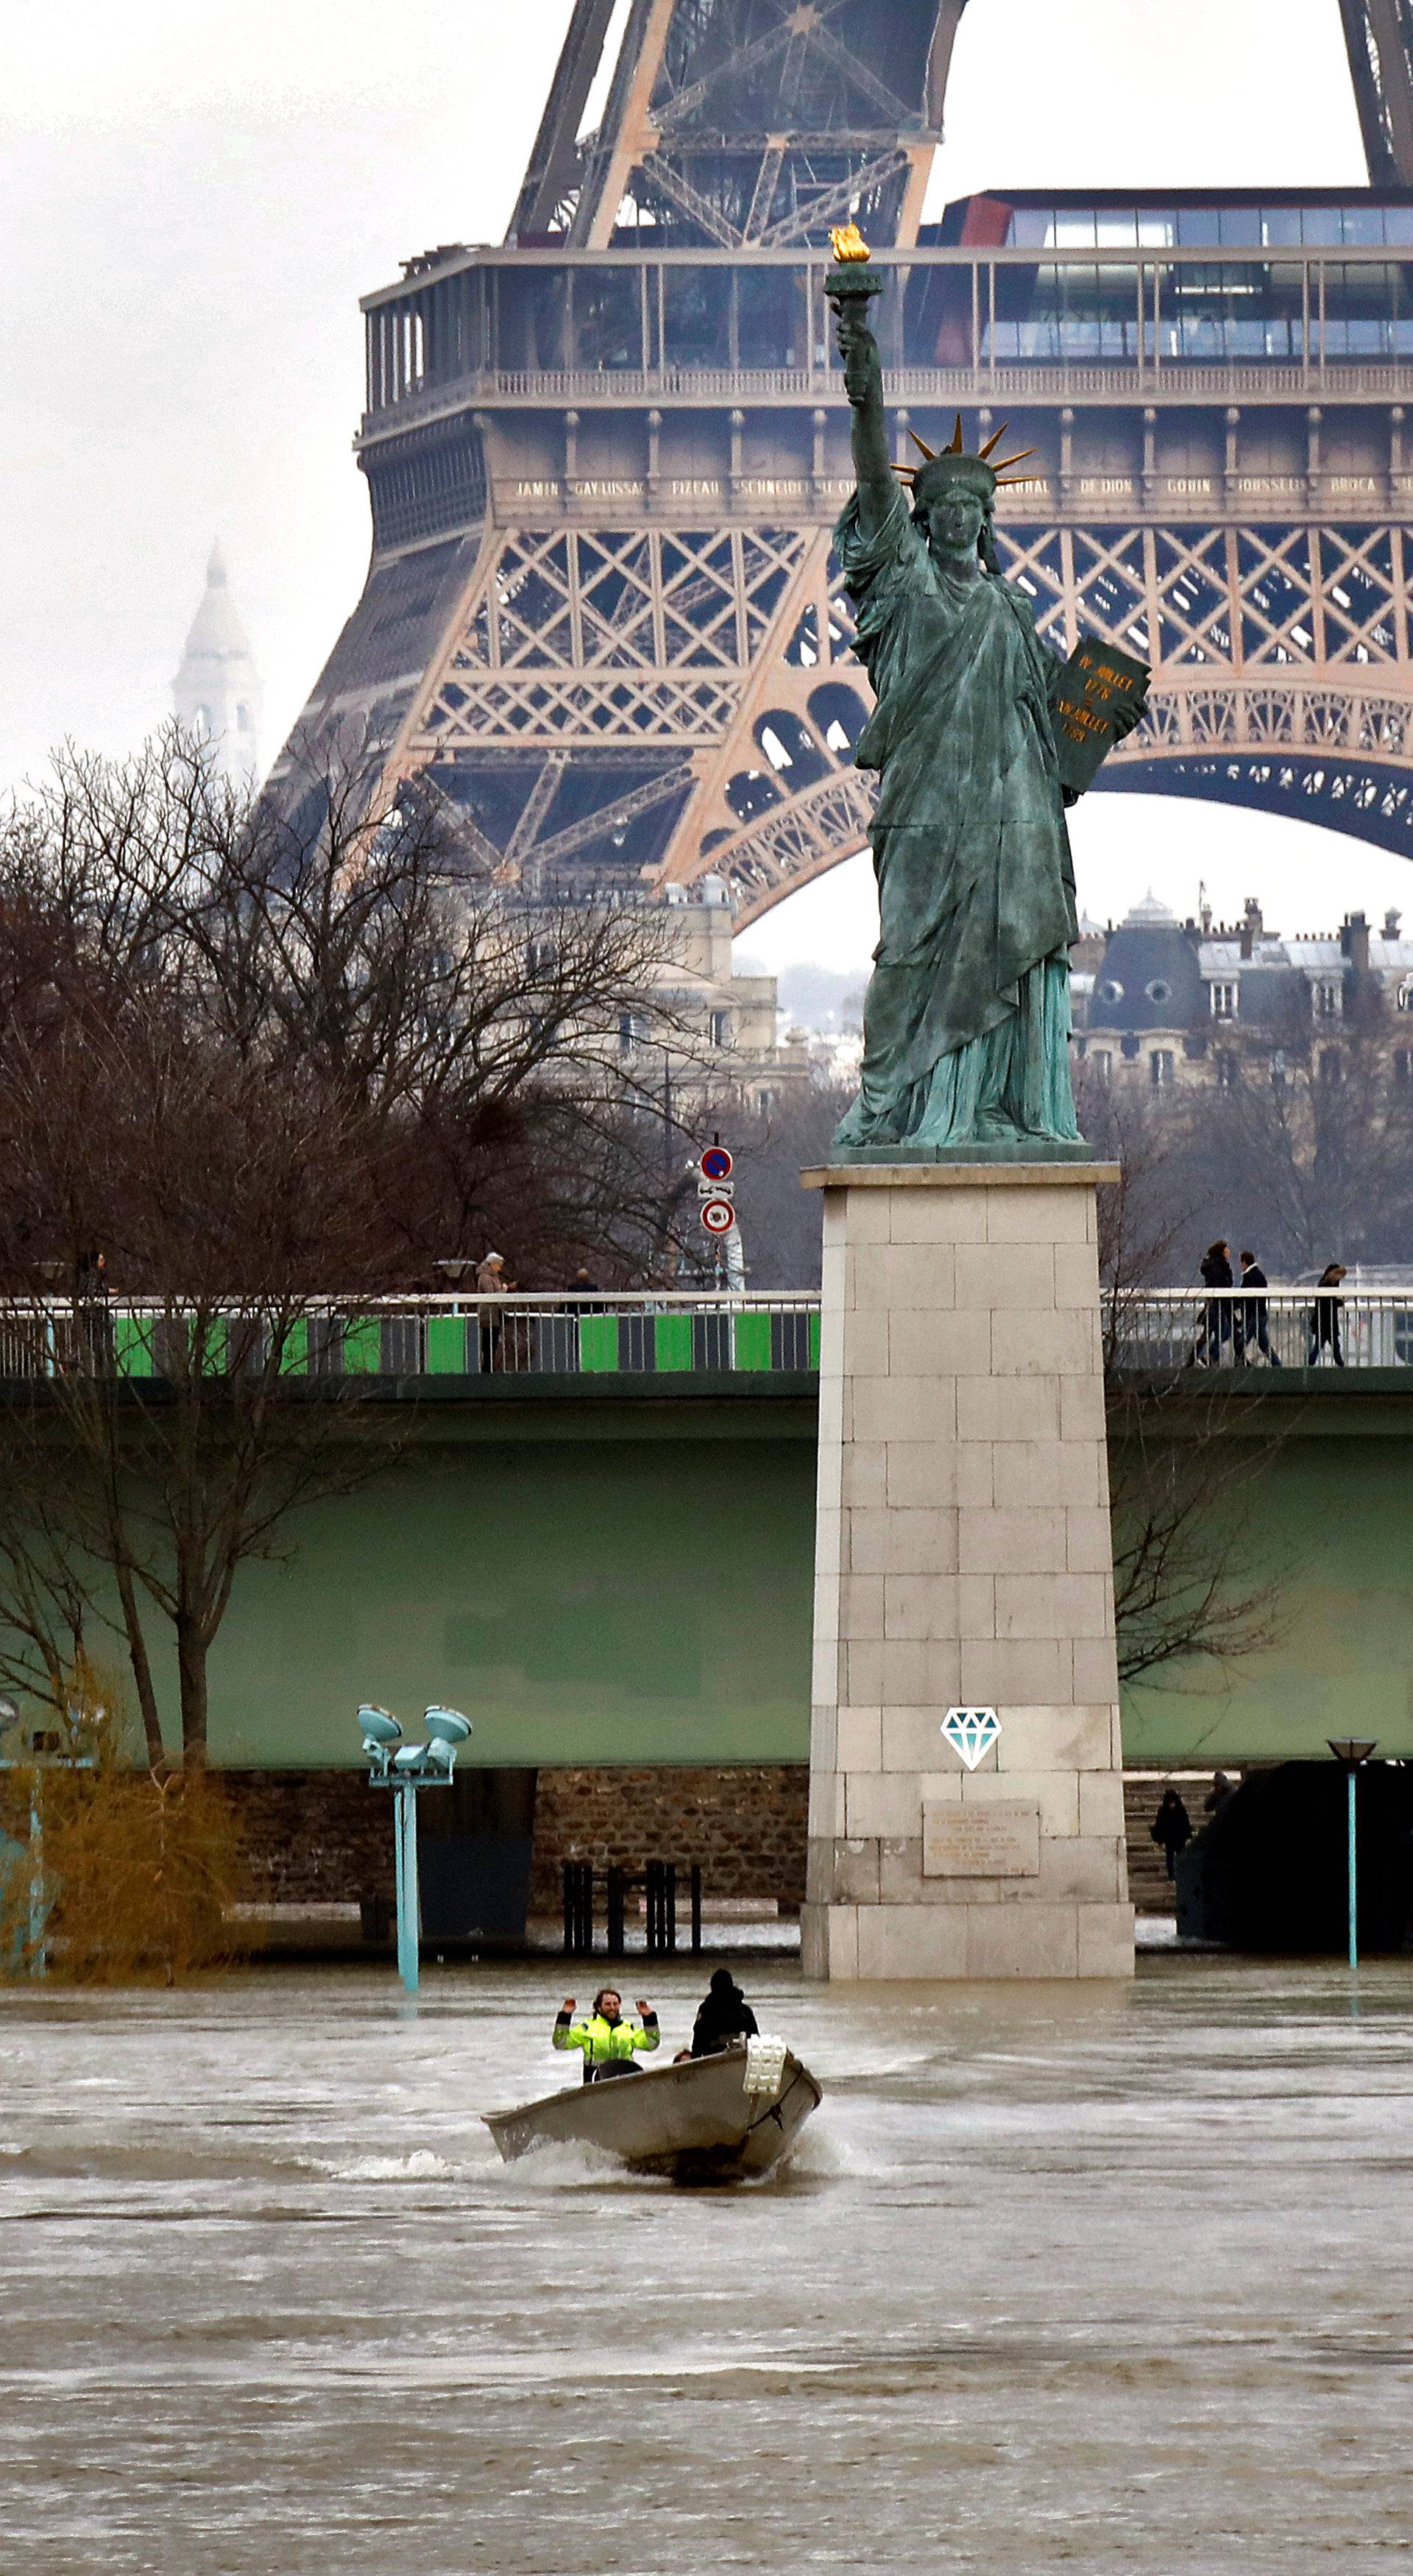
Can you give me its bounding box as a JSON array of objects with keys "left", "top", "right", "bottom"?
[{"left": 827, "top": 266, "right": 1144, "bottom": 1161}]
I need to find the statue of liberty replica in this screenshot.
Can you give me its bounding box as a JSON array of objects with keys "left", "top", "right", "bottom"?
[{"left": 826, "top": 235, "right": 1146, "bottom": 1158}]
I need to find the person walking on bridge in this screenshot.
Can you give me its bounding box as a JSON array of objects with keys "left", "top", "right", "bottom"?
[
  {"left": 1239, "top": 1250, "right": 1281, "bottom": 1367},
  {"left": 1195, "top": 1240, "right": 1239, "bottom": 1366},
  {"left": 1306, "top": 1263, "right": 1348, "bottom": 1366},
  {"left": 553, "top": 1988, "right": 660, "bottom": 2083}
]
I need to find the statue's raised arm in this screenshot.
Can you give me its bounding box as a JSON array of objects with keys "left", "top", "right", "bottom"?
[
  {"left": 829, "top": 286, "right": 893, "bottom": 538},
  {"left": 821, "top": 231, "right": 1145, "bottom": 1163}
]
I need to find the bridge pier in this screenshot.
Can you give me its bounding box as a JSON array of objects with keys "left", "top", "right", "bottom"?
[{"left": 800, "top": 1161, "right": 1134, "bottom": 1981}]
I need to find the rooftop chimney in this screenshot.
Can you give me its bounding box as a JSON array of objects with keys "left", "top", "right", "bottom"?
[
  {"left": 1342, "top": 910, "right": 1371, "bottom": 974},
  {"left": 1384, "top": 907, "right": 1402, "bottom": 941}
]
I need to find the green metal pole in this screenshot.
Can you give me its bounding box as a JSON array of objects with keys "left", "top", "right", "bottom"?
[
  {"left": 395, "top": 1780, "right": 420, "bottom": 1998},
  {"left": 28, "top": 1774, "right": 45, "bottom": 1978},
  {"left": 1347, "top": 1766, "right": 1359, "bottom": 1971}
]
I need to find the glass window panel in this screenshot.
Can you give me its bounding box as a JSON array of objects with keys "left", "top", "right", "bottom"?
[
  {"left": 735, "top": 266, "right": 806, "bottom": 367},
  {"left": 1262, "top": 208, "right": 1304, "bottom": 247},
  {"left": 494, "top": 268, "right": 569, "bottom": 372},
  {"left": 869, "top": 266, "right": 906, "bottom": 371},
  {"left": 571, "top": 267, "right": 642, "bottom": 369},
  {"left": 1010, "top": 210, "right": 1049, "bottom": 247},
  {"left": 904, "top": 259, "right": 977, "bottom": 366},
  {"left": 1322, "top": 258, "right": 1400, "bottom": 322},
  {"left": 1049, "top": 213, "right": 1097, "bottom": 246},
  {"left": 1176, "top": 209, "right": 1221, "bottom": 245},
  {"left": 1340, "top": 205, "right": 1387, "bottom": 244},
  {"left": 1218, "top": 208, "right": 1261, "bottom": 245},
  {"left": 663, "top": 266, "right": 732, "bottom": 367}
]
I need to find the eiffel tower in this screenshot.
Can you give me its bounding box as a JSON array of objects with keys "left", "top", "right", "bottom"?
[{"left": 270, "top": 0, "right": 1413, "bottom": 924}]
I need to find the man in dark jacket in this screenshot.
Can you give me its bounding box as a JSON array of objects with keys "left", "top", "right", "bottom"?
[
  {"left": 1150, "top": 1786, "right": 1192, "bottom": 1883},
  {"left": 690, "top": 1970, "right": 759, "bottom": 2059},
  {"left": 1196, "top": 1239, "right": 1239, "bottom": 1365},
  {"left": 1239, "top": 1250, "right": 1281, "bottom": 1366},
  {"left": 1307, "top": 1263, "right": 1348, "bottom": 1366}
]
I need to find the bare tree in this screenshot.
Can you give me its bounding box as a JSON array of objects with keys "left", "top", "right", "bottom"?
[
  {"left": 1195, "top": 991, "right": 1413, "bottom": 1273},
  {"left": 0, "top": 732, "right": 701, "bottom": 1764},
  {"left": 726, "top": 1078, "right": 857, "bottom": 1289},
  {"left": 1074, "top": 1066, "right": 1294, "bottom": 1691},
  {"left": 1105, "top": 1386, "right": 1292, "bottom": 1688}
]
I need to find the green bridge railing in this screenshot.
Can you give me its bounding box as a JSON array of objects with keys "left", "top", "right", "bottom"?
[{"left": 0, "top": 1296, "right": 821, "bottom": 1384}]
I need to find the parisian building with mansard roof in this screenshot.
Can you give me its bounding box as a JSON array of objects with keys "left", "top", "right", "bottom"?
[{"left": 1072, "top": 893, "right": 1413, "bottom": 1097}]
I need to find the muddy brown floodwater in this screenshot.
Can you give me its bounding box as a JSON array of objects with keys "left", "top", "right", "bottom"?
[{"left": 0, "top": 1953, "right": 1410, "bottom": 2575}]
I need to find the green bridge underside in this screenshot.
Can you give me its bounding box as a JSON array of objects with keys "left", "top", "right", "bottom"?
[{"left": 52, "top": 1369, "right": 1404, "bottom": 1773}]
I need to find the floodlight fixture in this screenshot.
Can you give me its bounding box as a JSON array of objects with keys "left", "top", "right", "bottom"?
[
  {"left": 423, "top": 1707, "right": 471, "bottom": 1746},
  {"left": 1328, "top": 1738, "right": 1378, "bottom": 1768},
  {"left": 359, "top": 1706, "right": 403, "bottom": 1747},
  {"left": 0, "top": 1696, "right": 19, "bottom": 1735}
]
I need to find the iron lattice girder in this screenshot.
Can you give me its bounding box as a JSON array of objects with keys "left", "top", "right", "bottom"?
[
  {"left": 553, "top": 0, "right": 951, "bottom": 250},
  {"left": 1339, "top": 0, "right": 1413, "bottom": 183},
  {"left": 393, "top": 495, "right": 1413, "bottom": 911},
  {"left": 651, "top": 0, "right": 857, "bottom": 127}
]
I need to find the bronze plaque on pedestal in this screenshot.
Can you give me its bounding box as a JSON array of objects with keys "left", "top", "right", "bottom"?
[{"left": 924, "top": 1803, "right": 1041, "bottom": 1878}]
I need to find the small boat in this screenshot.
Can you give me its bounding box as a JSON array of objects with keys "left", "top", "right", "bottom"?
[{"left": 484, "top": 2034, "right": 821, "bottom": 2184}]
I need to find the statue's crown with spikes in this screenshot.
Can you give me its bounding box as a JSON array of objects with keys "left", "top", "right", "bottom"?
[{"left": 896, "top": 414, "right": 1038, "bottom": 502}]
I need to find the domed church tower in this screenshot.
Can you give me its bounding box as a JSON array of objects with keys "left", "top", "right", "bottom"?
[{"left": 172, "top": 542, "right": 262, "bottom": 785}]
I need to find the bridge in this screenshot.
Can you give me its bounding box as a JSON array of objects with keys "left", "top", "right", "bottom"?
[
  {"left": 7, "top": 1289, "right": 1413, "bottom": 1775},
  {"left": 268, "top": 0, "right": 1413, "bottom": 916}
]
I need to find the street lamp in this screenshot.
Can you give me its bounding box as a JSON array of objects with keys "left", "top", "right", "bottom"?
[
  {"left": 1328, "top": 1737, "right": 1378, "bottom": 1970},
  {"left": 358, "top": 1703, "right": 471, "bottom": 1997},
  {"left": 0, "top": 1696, "right": 94, "bottom": 1976}
]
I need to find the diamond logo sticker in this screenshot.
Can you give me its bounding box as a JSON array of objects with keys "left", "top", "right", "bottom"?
[{"left": 941, "top": 1707, "right": 1001, "bottom": 1770}]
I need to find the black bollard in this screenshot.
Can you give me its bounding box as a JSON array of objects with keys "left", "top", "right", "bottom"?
[
  {"left": 605, "top": 1864, "right": 628, "bottom": 1958},
  {"left": 645, "top": 1860, "right": 677, "bottom": 1956},
  {"left": 562, "top": 1860, "right": 594, "bottom": 1957},
  {"left": 690, "top": 1864, "right": 702, "bottom": 1956}
]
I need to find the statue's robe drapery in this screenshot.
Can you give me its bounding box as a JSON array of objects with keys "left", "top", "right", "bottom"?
[{"left": 832, "top": 486, "right": 1081, "bottom": 1150}]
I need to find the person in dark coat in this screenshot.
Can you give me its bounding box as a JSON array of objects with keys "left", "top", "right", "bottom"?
[
  {"left": 690, "top": 1969, "right": 759, "bottom": 2059},
  {"left": 1204, "top": 1770, "right": 1236, "bottom": 1817},
  {"left": 1150, "top": 1787, "right": 1192, "bottom": 1883},
  {"left": 1307, "top": 1263, "right": 1348, "bottom": 1366},
  {"left": 1239, "top": 1250, "right": 1282, "bottom": 1366},
  {"left": 1196, "top": 1239, "right": 1239, "bottom": 1365}
]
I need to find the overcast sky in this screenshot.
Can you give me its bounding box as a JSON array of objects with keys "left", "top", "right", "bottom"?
[{"left": 6, "top": 0, "right": 1402, "bottom": 961}]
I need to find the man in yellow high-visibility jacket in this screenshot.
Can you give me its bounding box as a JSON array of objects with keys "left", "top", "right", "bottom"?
[{"left": 553, "top": 1987, "right": 659, "bottom": 2083}]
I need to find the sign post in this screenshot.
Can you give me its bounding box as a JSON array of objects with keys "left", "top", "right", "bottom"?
[{"left": 693, "top": 1139, "right": 744, "bottom": 1287}]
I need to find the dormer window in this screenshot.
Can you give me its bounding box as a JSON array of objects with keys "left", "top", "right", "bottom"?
[
  {"left": 1210, "top": 979, "right": 1238, "bottom": 1019},
  {"left": 1313, "top": 980, "right": 1342, "bottom": 1019}
]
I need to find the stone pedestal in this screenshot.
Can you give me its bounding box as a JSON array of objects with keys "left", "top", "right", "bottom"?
[{"left": 799, "top": 1160, "right": 1133, "bottom": 1981}]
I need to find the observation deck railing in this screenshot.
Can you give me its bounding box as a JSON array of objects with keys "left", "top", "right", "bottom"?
[{"left": 361, "top": 356, "right": 1413, "bottom": 439}]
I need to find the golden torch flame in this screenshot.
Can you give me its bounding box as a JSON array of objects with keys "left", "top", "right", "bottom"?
[{"left": 829, "top": 223, "right": 871, "bottom": 263}]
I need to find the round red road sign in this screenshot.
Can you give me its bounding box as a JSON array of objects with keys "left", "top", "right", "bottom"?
[
  {"left": 699, "top": 1196, "right": 737, "bottom": 1234},
  {"left": 700, "top": 1144, "right": 734, "bottom": 1182}
]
